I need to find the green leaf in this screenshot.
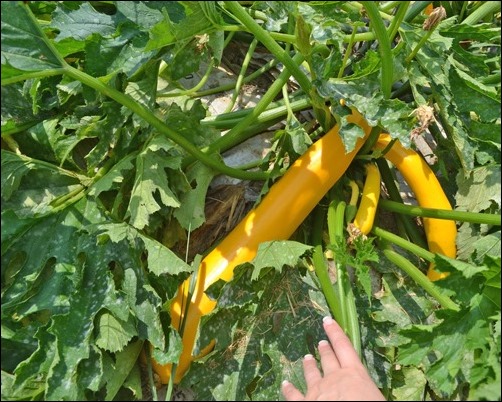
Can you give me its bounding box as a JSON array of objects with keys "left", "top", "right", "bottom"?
[
  {"left": 145, "top": 1, "right": 222, "bottom": 51},
  {"left": 1, "top": 153, "right": 82, "bottom": 218},
  {"left": 103, "top": 339, "right": 144, "bottom": 401},
  {"left": 11, "top": 326, "right": 56, "bottom": 399},
  {"left": 391, "top": 366, "right": 428, "bottom": 401},
  {"left": 173, "top": 161, "right": 215, "bottom": 231},
  {"left": 1, "top": 151, "right": 34, "bottom": 200},
  {"left": 95, "top": 311, "right": 138, "bottom": 353},
  {"left": 468, "top": 312, "right": 501, "bottom": 401},
  {"left": 449, "top": 67, "right": 500, "bottom": 122},
  {"left": 456, "top": 165, "right": 501, "bottom": 212},
  {"left": 125, "top": 138, "right": 183, "bottom": 230},
  {"left": 316, "top": 77, "right": 416, "bottom": 149},
  {"left": 77, "top": 345, "right": 103, "bottom": 394},
  {"left": 115, "top": 1, "right": 167, "bottom": 30},
  {"left": 251, "top": 240, "right": 312, "bottom": 280},
  {"left": 1, "top": 1, "right": 63, "bottom": 74},
  {"left": 397, "top": 272, "right": 500, "bottom": 397},
  {"left": 50, "top": 2, "right": 119, "bottom": 42},
  {"left": 151, "top": 329, "right": 183, "bottom": 366},
  {"left": 88, "top": 154, "right": 136, "bottom": 197},
  {"left": 95, "top": 221, "right": 192, "bottom": 276},
  {"left": 185, "top": 267, "right": 326, "bottom": 401}
]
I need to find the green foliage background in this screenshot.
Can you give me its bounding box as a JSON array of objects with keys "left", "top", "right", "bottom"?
[{"left": 1, "top": 1, "right": 500, "bottom": 401}]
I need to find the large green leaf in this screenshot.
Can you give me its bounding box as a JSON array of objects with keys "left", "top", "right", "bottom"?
[{"left": 1, "top": 1, "right": 63, "bottom": 76}]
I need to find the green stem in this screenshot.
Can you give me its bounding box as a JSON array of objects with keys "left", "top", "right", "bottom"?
[
  {"left": 2, "top": 135, "right": 21, "bottom": 154},
  {"left": 311, "top": 206, "right": 344, "bottom": 328},
  {"left": 1, "top": 120, "right": 43, "bottom": 137},
  {"left": 182, "top": 53, "right": 306, "bottom": 168},
  {"left": 338, "top": 24, "right": 360, "bottom": 78},
  {"left": 203, "top": 90, "right": 305, "bottom": 121},
  {"left": 327, "top": 199, "right": 361, "bottom": 357},
  {"left": 1, "top": 68, "right": 67, "bottom": 86},
  {"left": 382, "top": 246, "right": 460, "bottom": 311},
  {"left": 364, "top": 1, "right": 394, "bottom": 99},
  {"left": 186, "top": 58, "right": 280, "bottom": 97},
  {"left": 403, "top": 1, "right": 432, "bottom": 23},
  {"left": 224, "top": 38, "right": 259, "bottom": 113},
  {"left": 157, "top": 58, "right": 215, "bottom": 98},
  {"left": 405, "top": 29, "right": 434, "bottom": 64},
  {"left": 387, "top": 1, "right": 410, "bottom": 42},
  {"left": 372, "top": 225, "right": 435, "bottom": 262},
  {"left": 50, "top": 185, "right": 86, "bottom": 208},
  {"left": 62, "top": 64, "right": 268, "bottom": 181},
  {"left": 9, "top": 152, "right": 88, "bottom": 182},
  {"left": 142, "top": 344, "right": 159, "bottom": 402},
  {"left": 379, "top": 199, "right": 501, "bottom": 226},
  {"left": 223, "top": 25, "right": 298, "bottom": 45},
  {"left": 224, "top": 2, "right": 312, "bottom": 94},
  {"left": 379, "top": 1, "right": 404, "bottom": 12},
  {"left": 49, "top": 188, "right": 87, "bottom": 215},
  {"left": 357, "top": 126, "right": 383, "bottom": 158},
  {"left": 462, "top": 1, "right": 501, "bottom": 25},
  {"left": 480, "top": 71, "right": 501, "bottom": 85}
]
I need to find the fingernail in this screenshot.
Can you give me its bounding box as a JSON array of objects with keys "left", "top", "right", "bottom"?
[
  {"left": 282, "top": 380, "right": 290, "bottom": 387},
  {"left": 318, "top": 340, "right": 330, "bottom": 347},
  {"left": 323, "top": 316, "right": 334, "bottom": 325},
  {"left": 304, "top": 353, "right": 314, "bottom": 360}
]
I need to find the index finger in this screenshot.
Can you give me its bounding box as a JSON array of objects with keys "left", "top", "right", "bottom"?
[{"left": 322, "top": 316, "right": 362, "bottom": 368}]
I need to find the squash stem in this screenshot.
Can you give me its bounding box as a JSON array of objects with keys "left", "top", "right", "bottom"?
[
  {"left": 387, "top": 1, "right": 410, "bottom": 42},
  {"left": 157, "top": 58, "right": 215, "bottom": 98},
  {"left": 462, "top": 1, "right": 501, "bottom": 25},
  {"left": 372, "top": 225, "right": 435, "bottom": 262},
  {"left": 180, "top": 58, "right": 280, "bottom": 98},
  {"left": 327, "top": 199, "right": 362, "bottom": 358},
  {"left": 311, "top": 205, "right": 344, "bottom": 327},
  {"left": 224, "top": 38, "right": 259, "bottom": 113},
  {"left": 364, "top": 2, "right": 393, "bottom": 99},
  {"left": 224, "top": 1, "right": 332, "bottom": 130},
  {"left": 381, "top": 245, "right": 460, "bottom": 311},
  {"left": 181, "top": 52, "right": 305, "bottom": 169},
  {"left": 337, "top": 23, "right": 361, "bottom": 79},
  {"left": 224, "top": 1, "right": 312, "bottom": 93},
  {"left": 379, "top": 199, "right": 501, "bottom": 226},
  {"left": 63, "top": 65, "right": 269, "bottom": 181}
]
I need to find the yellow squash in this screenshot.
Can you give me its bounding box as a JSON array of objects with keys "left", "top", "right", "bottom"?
[
  {"left": 374, "top": 134, "right": 457, "bottom": 280},
  {"left": 353, "top": 162, "right": 381, "bottom": 235},
  {"left": 152, "top": 109, "right": 372, "bottom": 384}
]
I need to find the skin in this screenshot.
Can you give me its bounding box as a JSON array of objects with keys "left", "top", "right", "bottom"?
[{"left": 281, "top": 316, "right": 386, "bottom": 401}]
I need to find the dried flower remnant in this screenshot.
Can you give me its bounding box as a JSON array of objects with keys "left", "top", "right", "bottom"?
[
  {"left": 410, "top": 104, "right": 436, "bottom": 138},
  {"left": 423, "top": 6, "right": 447, "bottom": 31}
]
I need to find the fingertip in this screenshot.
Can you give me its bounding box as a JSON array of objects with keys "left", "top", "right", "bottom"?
[
  {"left": 281, "top": 379, "right": 305, "bottom": 401},
  {"left": 322, "top": 315, "right": 334, "bottom": 325}
]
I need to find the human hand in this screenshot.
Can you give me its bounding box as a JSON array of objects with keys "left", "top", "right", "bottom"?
[{"left": 281, "top": 316, "right": 386, "bottom": 401}]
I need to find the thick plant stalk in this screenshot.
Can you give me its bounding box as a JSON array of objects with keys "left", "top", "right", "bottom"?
[{"left": 152, "top": 110, "right": 373, "bottom": 384}]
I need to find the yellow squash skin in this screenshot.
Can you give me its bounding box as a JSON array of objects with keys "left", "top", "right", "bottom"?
[
  {"left": 152, "top": 110, "right": 372, "bottom": 384},
  {"left": 353, "top": 162, "right": 381, "bottom": 235},
  {"left": 374, "top": 134, "right": 457, "bottom": 281}
]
